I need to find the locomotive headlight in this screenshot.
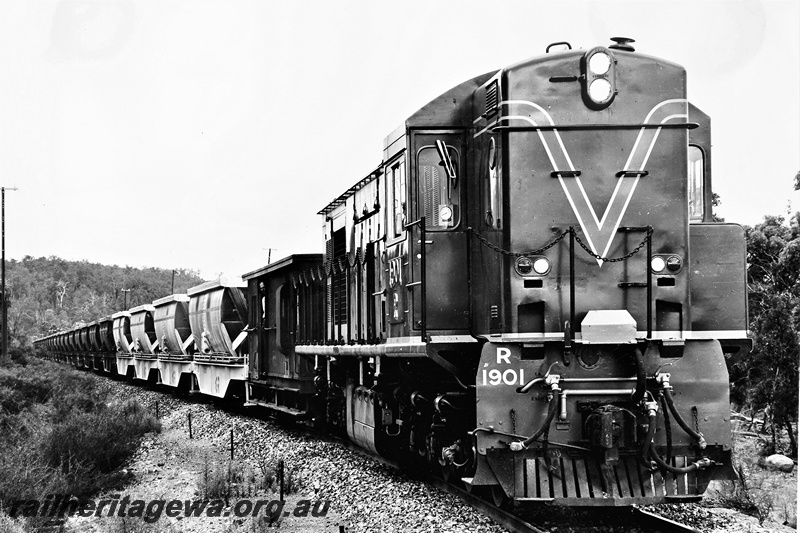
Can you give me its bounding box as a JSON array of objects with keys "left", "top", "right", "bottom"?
[
  {"left": 588, "top": 79, "right": 613, "bottom": 103},
  {"left": 515, "top": 256, "right": 550, "bottom": 276},
  {"left": 515, "top": 257, "right": 533, "bottom": 276},
  {"left": 588, "top": 52, "right": 612, "bottom": 75},
  {"left": 666, "top": 255, "right": 683, "bottom": 273},
  {"left": 651, "top": 256, "right": 666, "bottom": 273},
  {"left": 582, "top": 47, "right": 616, "bottom": 109},
  {"left": 532, "top": 257, "right": 551, "bottom": 275}
]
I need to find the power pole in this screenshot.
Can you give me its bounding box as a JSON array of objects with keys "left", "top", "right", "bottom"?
[
  {"left": 121, "top": 288, "right": 131, "bottom": 309},
  {"left": 2, "top": 186, "right": 18, "bottom": 360},
  {"left": 263, "top": 248, "right": 278, "bottom": 264}
]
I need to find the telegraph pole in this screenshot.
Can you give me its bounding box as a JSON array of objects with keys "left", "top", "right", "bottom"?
[
  {"left": 121, "top": 288, "right": 131, "bottom": 309},
  {"left": 2, "top": 186, "right": 18, "bottom": 360},
  {"left": 263, "top": 248, "right": 278, "bottom": 264}
]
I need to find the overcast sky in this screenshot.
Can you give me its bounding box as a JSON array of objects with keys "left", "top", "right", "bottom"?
[{"left": 1, "top": 0, "right": 798, "bottom": 279}]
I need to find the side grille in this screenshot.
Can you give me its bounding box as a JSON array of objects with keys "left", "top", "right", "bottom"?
[{"left": 485, "top": 80, "right": 499, "bottom": 117}]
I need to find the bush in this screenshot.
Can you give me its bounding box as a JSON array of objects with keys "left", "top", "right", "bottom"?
[
  {"left": 198, "top": 456, "right": 300, "bottom": 504},
  {"left": 40, "top": 400, "right": 160, "bottom": 497},
  {"left": 0, "top": 356, "right": 161, "bottom": 508}
]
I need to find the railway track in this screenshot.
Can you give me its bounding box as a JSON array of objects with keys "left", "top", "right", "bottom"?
[{"left": 630, "top": 507, "right": 701, "bottom": 533}]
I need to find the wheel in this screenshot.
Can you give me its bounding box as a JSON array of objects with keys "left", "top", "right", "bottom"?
[
  {"left": 440, "top": 462, "right": 455, "bottom": 483},
  {"left": 490, "top": 484, "right": 511, "bottom": 508}
]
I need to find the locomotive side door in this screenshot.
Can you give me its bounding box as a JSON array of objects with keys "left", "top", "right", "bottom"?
[{"left": 410, "top": 131, "right": 470, "bottom": 332}]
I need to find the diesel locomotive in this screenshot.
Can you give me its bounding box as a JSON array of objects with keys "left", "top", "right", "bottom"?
[{"left": 36, "top": 37, "right": 751, "bottom": 507}]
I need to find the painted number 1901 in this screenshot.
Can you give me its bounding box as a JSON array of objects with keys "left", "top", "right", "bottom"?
[{"left": 481, "top": 347, "right": 525, "bottom": 386}]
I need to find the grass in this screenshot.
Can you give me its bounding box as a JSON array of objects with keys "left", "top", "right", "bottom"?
[
  {"left": 709, "top": 416, "right": 797, "bottom": 527},
  {"left": 198, "top": 455, "right": 301, "bottom": 503},
  {"left": 0, "top": 349, "right": 161, "bottom": 526}
]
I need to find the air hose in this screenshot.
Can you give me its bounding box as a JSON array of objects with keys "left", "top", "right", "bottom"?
[
  {"left": 639, "top": 410, "right": 658, "bottom": 467},
  {"left": 510, "top": 393, "right": 559, "bottom": 451},
  {"left": 662, "top": 387, "right": 707, "bottom": 449},
  {"left": 649, "top": 443, "right": 713, "bottom": 474}
]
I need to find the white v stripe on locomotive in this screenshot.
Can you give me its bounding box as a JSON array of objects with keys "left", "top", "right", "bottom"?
[{"left": 485, "top": 99, "right": 688, "bottom": 266}]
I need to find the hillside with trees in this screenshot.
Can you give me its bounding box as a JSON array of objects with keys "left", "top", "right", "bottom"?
[{"left": 3, "top": 256, "right": 205, "bottom": 346}]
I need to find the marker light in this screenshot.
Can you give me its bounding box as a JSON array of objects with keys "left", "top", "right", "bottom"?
[
  {"left": 651, "top": 256, "right": 666, "bottom": 273},
  {"left": 532, "top": 257, "right": 551, "bottom": 275},
  {"left": 515, "top": 257, "right": 533, "bottom": 276},
  {"left": 588, "top": 52, "right": 611, "bottom": 75},
  {"left": 666, "top": 255, "right": 683, "bottom": 273}
]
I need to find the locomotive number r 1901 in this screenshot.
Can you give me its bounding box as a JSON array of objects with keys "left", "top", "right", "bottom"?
[{"left": 481, "top": 347, "right": 525, "bottom": 386}]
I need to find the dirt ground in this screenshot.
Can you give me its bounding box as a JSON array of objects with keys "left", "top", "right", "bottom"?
[
  {"left": 64, "top": 406, "right": 341, "bottom": 533},
  {"left": 704, "top": 422, "right": 798, "bottom": 529}
]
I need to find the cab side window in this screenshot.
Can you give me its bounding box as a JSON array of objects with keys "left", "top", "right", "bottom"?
[
  {"left": 390, "top": 162, "right": 406, "bottom": 238},
  {"left": 688, "top": 145, "right": 704, "bottom": 222},
  {"left": 418, "top": 145, "right": 460, "bottom": 230}
]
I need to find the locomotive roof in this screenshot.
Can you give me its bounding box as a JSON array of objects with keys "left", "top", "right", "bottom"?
[
  {"left": 318, "top": 70, "right": 496, "bottom": 217},
  {"left": 404, "top": 70, "right": 496, "bottom": 129},
  {"left": 318, "top": 165, "right": 382, "bottom": 216}
]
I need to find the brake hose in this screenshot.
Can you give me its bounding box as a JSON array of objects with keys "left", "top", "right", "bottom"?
[
  {"left": 639, "top": 410, "right": 657, "bottom": 467},
  {"left": 510, "top": 394, "right": 559, "bottom": 451},
  {"left": 662, "top": 387, "right": 707, "bottom": 448},
  {"left": 650, "top": 443, "right": 712, "bottom": 474}
]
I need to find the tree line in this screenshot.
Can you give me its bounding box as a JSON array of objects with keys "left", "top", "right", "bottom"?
[
  {"left": 2, "top": 256, "right": 205, "bottom": 345},
  {"left": 734, "top": 208, "right": 800, "bottom": 456}
]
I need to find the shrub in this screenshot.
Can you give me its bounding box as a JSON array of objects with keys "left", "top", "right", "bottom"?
[
  {"left": 199, "top": 457, "right": 241, "bottom": 502},
  {"left": 714, "top": 462, "right": 775, "bottom": 525},
  {"left": 39, "top": 400, "right": 160, "bottom": 497}
]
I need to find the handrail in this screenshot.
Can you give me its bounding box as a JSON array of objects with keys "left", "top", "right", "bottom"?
[
  {"left": 404, "top": 217, "right": 427, "bottom": 341},
  {"left": 569, "top": 228, "right": 576, "bottom": 341}
]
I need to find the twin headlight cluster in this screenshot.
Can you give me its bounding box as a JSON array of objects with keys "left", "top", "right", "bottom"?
[
  {"left": 583, "top": 48, "right": 617, "bottom": 109},
  {"left": 514, "top": 256, "right": 551, "bottom": 277},
  {"left": 650, "top": 255, "right": 683, "bottom": 274},
  {"left": 514, "top": 254, "right": 683, "bottom": 277}
]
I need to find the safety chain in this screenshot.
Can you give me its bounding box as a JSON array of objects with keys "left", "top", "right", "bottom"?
[
  {"left": 467, "top": 227, "right": 570, "bottom": 257},
  {"left": 469, "top": 226, "right": 653, "bottom": 262},
  {"left": 573, "top": 226, "right": 653, "bottom": 263}
]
